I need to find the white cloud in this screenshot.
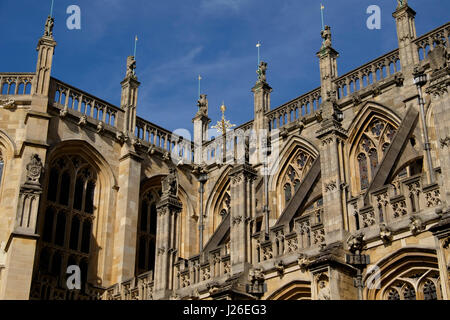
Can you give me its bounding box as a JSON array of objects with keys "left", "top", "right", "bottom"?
[{"left": 200, "top": 0, "right": 248, "bottom": 12}]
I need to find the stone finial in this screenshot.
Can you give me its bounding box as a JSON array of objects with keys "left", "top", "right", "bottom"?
[
  {"left": 44, "top": 16, "right": 55, "bottom": 37},
  {"left": 256, "top": 61, "right": 268, "bottom": 83},
  {"left": 126, "top": 56, "right": 137, "bottom": 78},
  {"left": 321, "top": 25, "right": 332, "bottom": 48},
  {"left": 162, "top": 167, "right": 178, "bottom": 197}
]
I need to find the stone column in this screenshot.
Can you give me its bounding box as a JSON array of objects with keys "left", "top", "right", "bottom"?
[
  {"left": 229, "top": 164, "right": 257, "bottom": 275},
  {"left": 315, "top": 24, "right": 348, "bottom": 244},
  {"left": 1, "top": 153, "right": 45, "bottom": 299},
  {"left": 154, "top": 169, "right": 182, "bottom": 299},
  {"left": 317, "top": 115, "right": 348, "bottom": 244},
  {"left": 111, "top": 151, "right": 142, "bottom": 283}
]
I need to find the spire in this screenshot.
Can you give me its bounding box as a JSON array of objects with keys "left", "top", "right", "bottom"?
[{"left": 320, "top": 3, "right": 325, "bottom": 31}]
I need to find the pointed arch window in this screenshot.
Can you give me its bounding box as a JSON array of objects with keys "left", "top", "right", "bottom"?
[
  {"left": 214, "top": 183, "right": 231, "bottom": 231},
  {"left": 136, "top": 189, "right": 160, "bottom": 276},
  {"left": 32, "top": 155, "right": 97, "bottom": 300},
  {"left": 354, "top": 118, "right": 397, "bottom": 191},
  {"left": 381, "top": 269, "right": 442, "bottom": 300},
  {"left": 422, "top": 280, "right": 437, "bottom": 300},
  {"left": 280, "top": 150, "right": 315, "bottom": 210}
]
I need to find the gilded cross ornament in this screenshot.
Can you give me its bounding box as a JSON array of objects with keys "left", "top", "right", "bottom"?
[{"left": 211, "top": 102, "right": 235, "bottom": 135}]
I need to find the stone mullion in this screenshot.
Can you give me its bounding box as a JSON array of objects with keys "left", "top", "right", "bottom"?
[
  {"left": 51, "top": 207, "right": 58, "bottom": 245},
  {"left": 77, "top": 216, "right": 84, "bottom": 252},
  {"left": 65, "top": 89, "right": 71, "bottom": 108}
]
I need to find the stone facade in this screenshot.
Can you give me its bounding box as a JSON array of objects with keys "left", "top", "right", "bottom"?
[{"left": 0, "top": 4, "right": 449, "bottom": 300}]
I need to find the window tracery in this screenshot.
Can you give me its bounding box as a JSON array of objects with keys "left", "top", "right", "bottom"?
[
  {"left": 137, "top": 188, "right": 161, "bottom": 276},
  {"left": 355, "top": 118, "right": 397, "bottom": 191},
  {"left": 280, "top": 150, "right": 315, "bottom": 209},
  {"left": 32, "top": 155, "right": 97, "bottom": 300},
  {"left": 383, "top": 269, "right": 441, "bottom": 300}
]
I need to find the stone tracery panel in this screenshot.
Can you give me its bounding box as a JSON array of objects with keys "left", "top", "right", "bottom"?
[
  {"left": 353, "top": 117, "right": 397, "bottom": 192},
  {"left": 31, "top": 154, "right": 100, "bottom": 300},
  {"left": 278, "top": 149, "right": 315, "bottom": 212},
  {"left": 136, "top": 187, "right": 161, "bottom": 276}
]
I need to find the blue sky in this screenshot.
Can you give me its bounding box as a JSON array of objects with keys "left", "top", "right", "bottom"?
[{"left": 0, "top": 0, "right": 449, "bottom": 134}]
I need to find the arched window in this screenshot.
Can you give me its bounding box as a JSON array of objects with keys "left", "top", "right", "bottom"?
[
  {"left": 136, "top": 188, "right": 161, "bottom": 276},
  {"left": 212, "top": 182, "right": 231, "bottom": 232},
  {"left": 354, "top": 118, "right": 397, "bottom": 191},
  {"left": 422, "top": 280, "right": 437, "bottom": 300},
  {"left": 279, "top": 150, "right": 315, "bottom": 211},
  {"left": 380, "top": 270, "right": 442, "bottom": 300},
  {"left": 31, "top": 155, "right": 97, "bottom": 300}
]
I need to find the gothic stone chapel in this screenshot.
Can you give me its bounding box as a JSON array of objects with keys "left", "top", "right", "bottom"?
[{"left": 0, "top": 1, "right": 449, "bottom": 300}]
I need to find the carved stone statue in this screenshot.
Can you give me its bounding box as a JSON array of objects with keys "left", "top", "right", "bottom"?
[
  {"left": 397, "top": 0, "right": 407, "bottom": 9},
  {"left": 347, "top": 233, "right": 365, "bottom": 254},
  {"left": 197, "top": 94, "right": 208, "bottom": 116},
  {"left": 126, "top": 56, "right": 137, "bottom": 78},
  {"left": 380, "top": 223, "right": 393, "bottom": 243},
  {"left": 26, "top": 154, "right": 44, "bottom": 185},
  {"left": 44, "top": 16, "right": 54, "bottom": 37},
  {"left": 428, "top": 40, "right": 449, "bottom": 72},
  {"left": 0, "top": 98, "right": 15, "bottom": 109},
  {"left": 317, "top": 278, "right": 331, "bottom": 300},
  {"left": 256, "top": 61, "right": 268, "bottom": 83},
  {"left": 321, "top": 26, "right": 332, "bottom": 48},
  {"left": 162, "top": 167, "right": 178, "bottom": 197}
]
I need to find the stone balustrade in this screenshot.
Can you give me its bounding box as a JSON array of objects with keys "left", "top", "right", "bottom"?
[
  {"left": 103, "top": 270, "right": 154, "bottom": 300},
  {"left": 349, "top": 173, "right": 443, "bottom": 232},
  {"left": 265, "top": 87, "right": 322, "bottom": 130},
  {"left": 334, "top": 49, "right": 401, "bottom": 100},
  {"left": 414, "top": 22, "right": 450, "bottom": 61},
  {"left": 174, "top": 243, "right": 231, "bottom": 291},
  {"left": 0, "top": 73, "right": 34, "bottom": 96},
  {"left": 135, "top": 116, "right": 194, "bottom": 162},
  {"left": 51, "top": 78, "right": 122, "bottom": 129},
  {"left": 255, "top": 207, "right": 325, "bottom": 263}
]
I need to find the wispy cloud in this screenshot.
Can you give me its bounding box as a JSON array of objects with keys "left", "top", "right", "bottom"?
[{"left": 200, "top": 0, "right": 249, "bottom": 13}]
